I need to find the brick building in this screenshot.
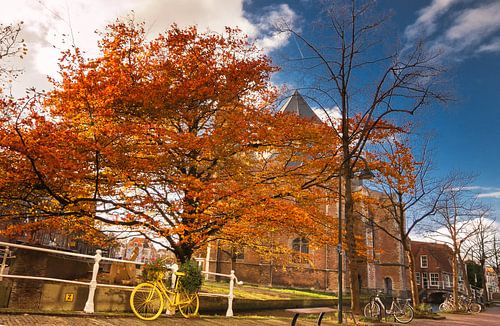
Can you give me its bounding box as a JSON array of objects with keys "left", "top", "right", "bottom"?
[
  {"left": 410, "top": 240, "right": 454, "bottom": 295},
  {"left": 201, "top": 91, "right": 408, "bottom": 296}
]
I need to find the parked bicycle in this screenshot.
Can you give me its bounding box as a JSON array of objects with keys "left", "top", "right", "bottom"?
[
  {"left": 130, "top": 270, "right": 199, "bottom": 320},
  {"left": 363, "top": 291, "right": 414, "bottom": 323},
  {"left": 439, "top": 294, "right": 481, "bottom": 313}
]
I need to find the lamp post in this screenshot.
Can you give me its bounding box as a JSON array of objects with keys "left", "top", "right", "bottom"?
[
  {"left": 337, "top": 167, "right": 344, "bottom": 324},
  {"left": 337, "top": 157, "right": 373, "bottom": 324}
]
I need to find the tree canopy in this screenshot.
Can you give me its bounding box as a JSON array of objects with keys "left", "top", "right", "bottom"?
[{"left": 0, "top": 19, "right": 341, "bottom": 262}]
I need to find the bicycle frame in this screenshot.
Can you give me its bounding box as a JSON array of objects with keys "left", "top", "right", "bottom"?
[
  {"left": 147, "top": 272, "right": 190, "bottom": 308},
  {"left": 372, "top": 296, "right": 387, "bottom": 314},
  {"left": 364, "top": 291, "right": 414, "bottom": 324},
  {"left": 368, "top": 293, "right": 410, "bottom": 318}
]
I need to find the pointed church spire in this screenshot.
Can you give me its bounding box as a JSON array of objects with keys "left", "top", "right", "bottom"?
[{"left": 279, "top": 90, "right": 320, "bottom": 121}]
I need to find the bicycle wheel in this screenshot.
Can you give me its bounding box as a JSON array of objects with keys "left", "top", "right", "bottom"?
[
  {"left": 177, "top": 289, "right": 199, "bottom": 318},
  {"left": 394, "top": 304, "right": 414, "bottom": 324},
  {"left": 363, "top": 301, "right": 381, "bottom": 320},
  {"left": 130, "top": 282, "right": 164, "bottom": 321},
  {"left": 469, "top": 303, "right": 481, "bottom": 313},
  {"left": 439, "top": 302, "right": 452, "bottom": 312},
  {"left": 439, "top": 302, "right": 447, "bottom": 312}
]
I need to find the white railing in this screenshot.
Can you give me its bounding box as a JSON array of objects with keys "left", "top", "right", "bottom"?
[
  {"left": 421, "top": 280, "right": 466, "bottom": 293},
  {"left": 200, "top": 270, "right": 243, "bottom": 317},
  {"left": 0, "top": 241, "right": 242, "bottom": 317},
  {"left": 422, "top": 280, "right": 453, "bottom": 290},
  {"left": 192, "top": 257, "right": 244, "bottom": 316}
]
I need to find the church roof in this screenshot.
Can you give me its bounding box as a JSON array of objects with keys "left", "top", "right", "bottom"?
[{"left": 279, "top": 90, "right": 320, "bottom": 121}]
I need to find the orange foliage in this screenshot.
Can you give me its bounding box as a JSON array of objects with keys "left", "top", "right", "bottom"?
[{"left": 0, "top": 19, "right": 342, "bottom": 262}]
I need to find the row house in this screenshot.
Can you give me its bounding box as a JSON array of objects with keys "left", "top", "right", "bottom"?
[{"left": 411, "top": 241, "right": 454, "bottom": 292}]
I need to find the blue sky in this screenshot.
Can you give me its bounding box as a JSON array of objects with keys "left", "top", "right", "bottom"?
[
  {"left": 244, "top": 0, "right": 500, "bottom": 215},
  {"left": 2, "top": 0, "right": 500, "bottom": 215}
]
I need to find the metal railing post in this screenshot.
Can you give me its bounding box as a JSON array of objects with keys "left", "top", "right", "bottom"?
[
  {"left": 170, "top": 263, "right": 179, "bottom": 289},
  {"left": 166, "top": 263, "right": 179, "bottom": 316},
  {"left": 226, "top": 270, "right": 236, "bottom": 317},
  {"left": 0, "top": 246, "right": 9, "bottom": 281},
  {"left": 84, "top": 249, "right": 102, "bottom": 313},
  {"left": 205, "top": 244, "right": 211, "bottom": 281}
]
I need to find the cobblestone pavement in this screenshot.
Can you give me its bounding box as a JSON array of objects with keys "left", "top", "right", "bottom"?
[
  {"left": 1, "top": 306, "right": 500, "bottom": 325},
  {"left": 0, "top": 314, "right": 338, "bottom": 326},
  {"left": 405, "top": 305, "right": 500, "bottom": 326}
]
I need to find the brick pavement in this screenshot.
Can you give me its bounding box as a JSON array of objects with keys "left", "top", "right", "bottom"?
[
  {"left": 404, "top": 305, "right": 500, "bottom": 326},
  {"left": 0, "top": 314, "right": 339, "bottom": 326},
  {"left": 1, "top": 306, "right": 500, "bottom": 325}
]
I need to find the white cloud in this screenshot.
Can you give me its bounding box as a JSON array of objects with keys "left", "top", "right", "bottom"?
[
  {"left": 405, "top": 0, "right": 461, "bottom": 40},
  {"left": 405, "top": 0, "right": 500, "bottom": 60},
  {"left": 461, "top": 186, "right": 488, "bottom": 191},
  {"left": 445, "top": 1, "right": 500, "bottom": 45},
  {"left": 477, "top": 191, "right": 500, "bottom": 199},
  {"left": 477, "top": 37, "right": 500, "bottom": 53},
  {"left": 252, "top": 4, "right": 297, "bottom": 52},
  {"left": 312, "top": 106, "right": 341, "bottom": 126},
  {"left": 0, "top": 0, "right": 296, "bottom": 96}
]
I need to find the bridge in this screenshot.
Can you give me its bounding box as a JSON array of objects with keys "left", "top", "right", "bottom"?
[{"left": 420, "top": 282, "right": 483, "bottom": 303}]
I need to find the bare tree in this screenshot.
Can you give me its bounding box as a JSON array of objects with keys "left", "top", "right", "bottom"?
[
  {"left": 463, "top": 212, "right": 496, "bottom": 303},
  {"left": 491, "top": 235, "right": 500, "bottom": 294},
  {"left": 0, "top": 22, "right": 27, "bottom": 91},
  {"left": 425, "top": 174, "right": 484, "bottom": 310},
  {"left": 278, "top": 0, "right": 448, "bottom": 312}
]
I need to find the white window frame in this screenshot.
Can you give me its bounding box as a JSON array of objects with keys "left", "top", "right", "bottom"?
[
  {"left": 422, "top": 272, "right": 429, "bottom": 288},
  {"left": 444, "top": 273, "right": 451, "bottom": 287},
  {"left": 430, "top": 273, "right": 439, "bottom": 287},
  {"left": 415, "top": 272, "right": 421, "bottom": 285},
  {"left": 420, "top": 255, "right": 428, "bottom": 268}
]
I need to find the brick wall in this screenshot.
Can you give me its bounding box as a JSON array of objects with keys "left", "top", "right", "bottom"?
[
  {"left": 204, "top": 189, "right": 409, "bottom": 295},
  {"left": 7, "top": 249, "right": 91, "bottom": 309}
]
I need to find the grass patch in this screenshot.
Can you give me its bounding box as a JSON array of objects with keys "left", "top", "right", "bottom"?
[{"left": 201, "top": 281, "right": 336, "bottom": 300}]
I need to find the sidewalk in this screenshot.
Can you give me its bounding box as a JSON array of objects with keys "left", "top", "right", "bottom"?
[
  {"left": 0, "top": 313, "right": 341, "bottom": 326},
  {"left": 2, "top": 306, "right": 500, "bottom": 325}
]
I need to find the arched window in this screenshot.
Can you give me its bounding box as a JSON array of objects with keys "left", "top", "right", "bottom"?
[
  {"left": 384, "top": 277, "right": 393, "bottom": 295},
  {"left": 292, "top": 237, "right": 309, "bottom": 254}
]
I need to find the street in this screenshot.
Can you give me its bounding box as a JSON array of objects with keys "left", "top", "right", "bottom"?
[{"left": 1, "top": 306, "right": 500, "bottom": 326}]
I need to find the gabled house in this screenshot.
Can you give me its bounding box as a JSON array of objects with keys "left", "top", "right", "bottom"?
[{"left": 410, "top": 240, "right": 454, "bottom": 291}]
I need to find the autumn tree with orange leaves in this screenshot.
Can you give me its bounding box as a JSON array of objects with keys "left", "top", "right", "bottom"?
[{"left": 0, "top": 19, "right": 342, "bottom": 263}]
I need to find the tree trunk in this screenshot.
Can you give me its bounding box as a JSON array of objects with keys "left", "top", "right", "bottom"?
[
  {"left": 480, "top": 259, "right": 489, "bottom": 303},
  {"left": 452, "top": 251, "right": 459, "bottom": 311},
  {"left": 458, "top": 254, "right": 472, "bottom": 297},
  {"left": 174, "top": 241, "right": 194, "bottom": 264},
  {"left": 404, "top": 239, "right": 420, "bottom": 306},
  {"left": 344, "top": 172, "right": 361, "bottom": 314}
]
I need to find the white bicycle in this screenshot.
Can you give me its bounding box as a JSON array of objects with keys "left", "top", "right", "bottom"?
[{"left": 363, "top": 291, "right": 414, "bottom": 324}]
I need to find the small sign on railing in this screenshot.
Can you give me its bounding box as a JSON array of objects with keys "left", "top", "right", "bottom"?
[{"left": 65, "top": 293, "right": 74, "bottom": 302}]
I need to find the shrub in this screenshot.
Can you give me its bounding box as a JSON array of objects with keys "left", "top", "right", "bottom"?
[
  {"left": 416, "top": 303, "right": 433, "bottom": 313},
  {"left": 141, "top": 257, "right": 169, "bottom": 282},
  {"left": 179, "top": 261, "right": 203, "bottom": 293}
]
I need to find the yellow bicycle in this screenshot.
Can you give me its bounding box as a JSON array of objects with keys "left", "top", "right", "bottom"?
[{"left": 130, "top": 271, "right": 199, "bottom": 320}]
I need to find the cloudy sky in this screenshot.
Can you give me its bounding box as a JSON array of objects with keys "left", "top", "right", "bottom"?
[
  {"left": 1, "top": 0, "right": 297, "bottom": 94},
  {"left": 1, "top": 0, "right": 500, "bottom": 214}
]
